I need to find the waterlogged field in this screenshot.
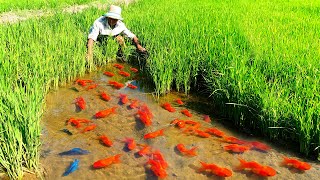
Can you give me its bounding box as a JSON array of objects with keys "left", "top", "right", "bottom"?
[{"left": 0, "top": 0, "right": 320, "bottom": 179}]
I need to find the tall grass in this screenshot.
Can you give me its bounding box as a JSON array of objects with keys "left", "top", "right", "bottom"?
[{"left": 124, "top": 0, "right": 320, "bottom": 158}]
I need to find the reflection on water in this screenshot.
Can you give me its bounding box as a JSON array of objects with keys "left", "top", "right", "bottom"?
[{"left": 40, "top": 63, "right": 320, "bottom": 180}]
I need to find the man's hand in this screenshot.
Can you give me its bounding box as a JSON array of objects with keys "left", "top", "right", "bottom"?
[{"left": 137, "top": 44, "right": 146, "bottom": 52}]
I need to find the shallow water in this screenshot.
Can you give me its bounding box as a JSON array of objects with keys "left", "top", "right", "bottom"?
[{"left": 40, "top": 63, "right": 320, "bottom": 180}]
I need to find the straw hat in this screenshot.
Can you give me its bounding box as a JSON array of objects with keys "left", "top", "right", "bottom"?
[{"left": 104, "top": 5, "right": 123, "bottom": 20}]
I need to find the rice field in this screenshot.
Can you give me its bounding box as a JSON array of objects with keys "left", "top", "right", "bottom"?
[{"left": 0, "top": 0, "right": 319, "bottom": 179}]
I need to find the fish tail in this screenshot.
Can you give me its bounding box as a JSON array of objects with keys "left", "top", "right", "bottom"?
[
  {"left": 159, "top": 129, "right": 165, "bottom": 135},
  {"left": 235, "top": 158, "right": 246, "bottom": 170},
  {"left": 189, "top": 147, "right": 198, "bottom": 156},
  {"left": 281, "top": 156, "right": 290, "bottom": 165},
  {"left": 198, "top": 161, "right": 208, "bottom": 172},
  {"left": 113, "top": 154, "right": 122, "bottom": 163}
]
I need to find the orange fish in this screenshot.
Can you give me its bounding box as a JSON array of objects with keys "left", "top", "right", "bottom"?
[
  {"left": 236, "top": 158, "right": 276, "bottom": 177},
  {"left": 82, "top": 124, "right": 96, "bottom": 133},
  {"left": 95, "top": 106, "right": 117, "bottom": 118},
  {"left": 86, "top": 83, "right": 98, "bottom": 90},
  {"left": 162, "top": 102, "right": 175, "bottom": 112},
  {"left": 130, "top": 67, "right": 139, "bottom": 73},
  {"left": 139, "top": 104, "right": 153, "bottom": 118},
  {"left": 147, "top": 158, "right": 168, "bottom": 178},
  {"left": 176, "top": 144, "right": 197, "bottom": 156},
  {"left": 92, "top": 154, "right": 122, "bottom": 169},
  {"left": 144, "top": 129, "right": 165, "bottom": 139},
  {"left": 249, "top": 141, "right": 271, "bottom": 152},
  {"left": 119, "top": 93, "right": 129, "bottom": 104},
  {"left": 100, "top": 92, "right": 111, "bottom": 101},
  {"left": 75, "top": 79, "right": 93, "bottom": 86},
  {"left": 108, "top": 80, "right": 124, "bottom": 89},
  {"left": 181, "top": 109, "right": 192, "bottom": 117},
  {"left": 103, "top": 71, "right": 115, "bottom": 77},
  {"left": 203, "top": 115, "right": 211, "bottom": 123},
  {"left": 113, "top": 64, "right": 124, "bottom": 70},
  {"left": 223, "top": 144, "right": 251, "bottom": 153},
  {"left": 129, "top": 100, "right": 139, "bottom": 109},
  {"left": 282, "top": 156, "right": 311, "bottom": 171},
  {"left": 99, "top": 135, "right": 113, "bottom": 147},
  {"left": 195, "top": 129, "right": 211, "bottom": 138},
  {"left": 199, "top": 161, "right": 232, "bottom": 177},
  {"left": 204, "top": 128, "right": 225, "bottom": 137},
  {"left": 223, "top": 136, "right": 247, "bottom": 145},
  {"left": 137, "top": 144, "right": 151, "bottom": 156},
  {"left": 67, "top": 118, "right": 82, "bottom": 128},
  {"left": 124, "top": 138, "right": 136, "bottom": 150},
  {"left": 127, "top": 84, "right": 138, "bottom": 89},
  {"left": 137, "top": 110, "right": 152, "bottom": 126},
  {"left": 149, "top": 150, "right": 168, "bottom": 169},
  {"left": 75, "top": 97, "right": 86, "bottom": 110},
  {"left": 170, "top": 119, "right": 186, "bottom": 128},
  {"left": 119, "top": 71, "right": 130, "bottom": 77},
  {"left": 175, "top": 99, "right": 184, "bottom": 105}
]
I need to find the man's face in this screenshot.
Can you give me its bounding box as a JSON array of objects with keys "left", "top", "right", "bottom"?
[{"left": 108, "top": 17, "right": 118, "bottom": 27}]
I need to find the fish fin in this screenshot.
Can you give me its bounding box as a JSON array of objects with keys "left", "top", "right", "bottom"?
[
  {"left": 235, "top": 158, "right": 246, "bottom": 170},
  {"left": 113, "top": 154, "right": 122, "bottom": 163}
]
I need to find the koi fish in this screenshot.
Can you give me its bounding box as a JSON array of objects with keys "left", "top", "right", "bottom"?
[
  {"left": 92, "top": 154, "right": 122, "bottom": 169},
  {"left": 103, "top": 71, "right": 115, "bottom": 77},
  {"left": 86, "top": 83, "right": 98, "bottom": 90},
  {"left": 175, "top": 98, "right": 184, "bottom": 105},
  {"left": 223, "top": 136, "right": 247, "bottom": 145},
  {"left": 176, "top": 144, "right": 197, "bottom": 156},
  {"left": 119, "top": 93, "right": 129, "bottom": 104},
  {"left": 113, "top": 63, "right": 124, "bottom": 70},
  {"left": 129, "top": 99, "right": 139, "bottom": 109},
  {"left": 204, "top": 128, "right": 224, "bottom": 137},
  {"left": 123, "top": 138, "right": 136, "bottom": 150},
  {"left": 119, "top": 71, "right": 130, "bottom": 77},
  {"left": 223, "top": 144, "right": 251, "bottom": 153},
  {"left": 127, "top": 84, "right": 138, "bottom": 89},
  {"left": 100, "top": 92, "right": 111, "bottom": 101},
  {"left": 199, "top": 161, "right": 232, "bottom": 177},
  {"left": 130, "top": 67, "right": 139, "bottom": 73},
  {"left": 99, "top": 135, "right": 113, "bottom": 147},
  {"left": 181, "top": 109, "right": 192, "bottom": 117},
  {"left": 95, "top": 106, "right": 117, "bottom": 118},
  {"left": 249, "top": 141, "right": 271, "bottom": 152},
  {"left": 162, "top": 102, "right": 175, "bottom": 112},
  {"left": 144, "top": 129, "right": 165, "bottom": 139},
  {"left": 75, "top": 97, "right": 86, "bottom": 110},
  {"left": 236, "top": 158, "right": 276, "bottom": 177},
  {"left": 282, "top": 156, "right": 311, "bottom": 171},
  {"left": 59, "top": 148, "right": 89, "bottom": 156},
  {"left": 147, "top": 158, "right": 167, "bottom": 178},
  {"left": 203, "top": 115, "right": 211, "bottom": 123},
  {"left": 82, "top": 124, "right": 96, "bottom": 133},
  {"left": 63, "top": 159, "right": 79, "bottom": 176},
  {"left": 137, "top": 144, "right": 151, "bottom": 156}
]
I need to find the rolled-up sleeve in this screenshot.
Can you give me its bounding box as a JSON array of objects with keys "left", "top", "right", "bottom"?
[
  {"left": 88, "top": 22, "right": 99, "bottom": 41},
  {"left": 122, "top": 25, "right": 136, "bottom": 39}
]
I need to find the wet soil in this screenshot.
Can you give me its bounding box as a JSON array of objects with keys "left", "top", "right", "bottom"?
[{"left": 40, "top": 63, "right": 320, "bottom": 179}]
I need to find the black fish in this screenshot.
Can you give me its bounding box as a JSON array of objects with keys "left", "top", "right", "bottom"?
[
  {"left": 59, "top": 148, "right": 90, "bottom": 156},
  {"left": 61, "top": 129, "right": 73, "bottom": 135}
]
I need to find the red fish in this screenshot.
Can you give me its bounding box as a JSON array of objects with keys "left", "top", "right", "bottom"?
[
  {"left": 103, "top": 71, "right": 115, "bottom": 77},
  {"left": 75, "top": 97, "right": 86, "bottom": 110},
  {"left": 176, "top": 144, "right": 197, "bottom": 156},
  {"left": 119, "top": 93, "right": 129, "bottom": 104},
  {"left": 203, "top": 115, "right": 211, "bottom": 123},
  {"left": 95, "top": 106, "right": 117, "bottom": 118},
  {"left": 108, "top": 80, "right": 124, "bottom": 89},
  {"left": 162, "top": 102, "right": 175, "bottom": 112},
  {"left": 137, "top": 110, "right": 152, "bottom": 126},
  {"left": 249, "top": 141, "right": 271, "bottom": 152},
  {"left": 181, "top": 109, "right": 192, "bottom": 117},
  {"left": 149, "top": 150, "right": 168, "bottom": 169},
  {"left": 130, "top": 67, "right": 139, "bottom": 73},
  {"left": 100, "top": 92, "right": 111, "bottom": 101},
  {"left": 92, "top": 154, "right": 122, "bottom": 169},
  {"left": 195, "top": 129, "right": 211, "bottom": 138},
  {"left": 170, "top": 119, "right": 186, "bottom": 128},
  {"left": 144, "top": 129, "right": 165, "bottom": 139},
  {"left": 129, "top": 100, "right": 139, "bottom": 109},
  {"left": 236, "top": 158, "right": 276, "bottom": 177},
  {"left": 175, "top": 99, "right": 184, "bottom": 105},
  {"left": 127, "top": 84, "right": 138, "bottom": 89},
  {"left": 147, "top": 158, "right": 168, "bottom": 178},
  {"left": 282, "top": 156, "right": 311, "bottom": 171},
  {"left": 223, "top": 144, "right": 251, "bottom": 153},
  {"left": 86, "top": 83, "right": 98, "bottom": 90},
  {"left": 185, "top": 120, "right": 201, "bottom": 129},
  {"left": 124, "top": 138, "right": 136, "bottom": 150},
  {"left": 204, "top": 128, "right": 225, "bottom": 137},
  {"left": 82, "top": 124, "right": 96, "bottom": 133},
  {"left": 99, "top": 135, "right": 113, "bottom": 147},
  {"left": 75, "top": 79, "right": 93, "bottom": 86},
  {"left": 199, "top": 161, "right": 232, "bottom": 177},
  {"left": 139, "top": 104, "right": 153, "bottom": 118},
  {"left": 119, "top": 71, "right": 131, "bottom": 77},
  {"left": 223, "top": 136, "right": 247, "bottom": 145},
  {"left": 67, "top": 118, "right": 82, "bottom": 128},
  {"left": 113, "top": 64, "right": 124, "bottom": 70},
  {"left": 137, "top": 144, "right": 151, "bottom": 156}
]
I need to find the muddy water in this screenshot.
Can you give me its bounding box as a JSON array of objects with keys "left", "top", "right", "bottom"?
[{"left": 40, "top": 63, "right": 320, "bottom": 180}]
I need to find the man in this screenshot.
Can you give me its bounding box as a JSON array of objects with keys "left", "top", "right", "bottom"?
[{"left": 86, "top": 5, "right": 146, "bottom": 61}]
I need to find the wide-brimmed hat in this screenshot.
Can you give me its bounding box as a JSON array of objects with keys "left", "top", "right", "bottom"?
[{"left": 104, "top": 5, "right": 123, "bottom": 20}]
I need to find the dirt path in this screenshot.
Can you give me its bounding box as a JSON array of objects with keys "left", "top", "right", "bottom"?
[{"left": 0, "top": 0, "right": 135, "bottom": 24}]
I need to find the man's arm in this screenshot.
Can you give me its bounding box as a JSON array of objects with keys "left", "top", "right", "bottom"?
[
  {"left": 132, "top": 36, "right": 146, "bottom": 52},
  {"left": 86, "top": 38, "right": 94, "bottom": 61}
]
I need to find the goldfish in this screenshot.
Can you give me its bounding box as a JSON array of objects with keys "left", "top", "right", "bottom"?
[
  {"left": 282, "top": 156, "right": 311, "bottom": 171},
  {"left": 129, "top": 99, "right": 139, "bottom": 109},
  {"left": 100, "top": 92, "right": 111, "bottom": 101},
  {"left": 82, "top": 124, "right": 96, "bottom": 133},
  {"left": 139, "top": 104, "right": 153, "bottom": 118},
  {"left": 137, "top": 144, "right": 151, "bottom": 156},
  {"left": 127, "top": 84, "right": 138, "bottom": 89},
  {"left": 236, "top": 158, "right": 276, "bottom": 177},
  {"left": 113, "top": 64, "right": 124, "bottom": 70},
  {"left": 92, "top": 154, "right": 122, "bottom": 169},
  {"left": 75, "top": 97, "right": 86, "bottom": 110},
  {"left": 130, "top": 67, "right": 139, "bottom": 73},
  {"left": 99, "top": 135, "right": 113, "bottom": 147},
  {"left": 95, "top": 106, "right": 117, "bottom": 118},
  {"left": 223, "top": 136, "right": 247, "bottom": 145},
  {"left": 148, "top": 150, "right": 168, "bottom": 169},
  {"left": 68, "top": 118, "right": 82, "bottom": 128},
  {"left": 144, "top": 129, "right": 165, "bottom": 139},
  {"left": 170, "top": 119, "right": 186, "bottom": 128},
  {"left": 103, "top": 71, "right": 115, "bottom": 77},
  {"left": 75, "top": 79, "right": 93, "bottom": 86},
  {"left": 203, "top": 115, "right": 211, "bottom": 123},
  {"left": 123, "top": 138, "right": 136, "bottom": 150},
  {"left": 176, "top": 144, "right": 197, "bottom": 156},
  {"left": 119, "top": 71, "right": 130, "bottom": 77},
  {"left": 108, "top": 80, "right": 124, "bottom": 89},
  {"left": 249, "top": 141, "right": 271, "bottom": 152},
  {"left": 86, "top": 83, "right": 98, "bottom": 90},
  {"left": 204, "top": 128, "right": 225, "bottom": 137},
  {"left": 195, "top": 129, "right": 211, "bottom": 138},
  {"left": 59, "top": 148, "right": 90, "bottom": 156},
  {"left": 223, "top": 144, "right": 251, "bottom": 153},
  {"left": 199, "top": 161, "right": 232, "bottom": 177},
  {"left": 181, "top": 109, "right": 192, "bottom": 117},
  {"left": 162, "top": 102, "right": 175, "bottom": 112},
  {"left": 119, "top": 93, "right": 129, "bottom": 104},
  {"left": 147, "top": 158, "right": 167, "bottom": 178},
  {"left": 175, "top": 98, "right": 184, "bottom": 105},
  {"left": 137, "top": 110, "right": 152, "bottom": 126},
  {"left": 63, "top": 159, "right": 79, "bottom": 176}
]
